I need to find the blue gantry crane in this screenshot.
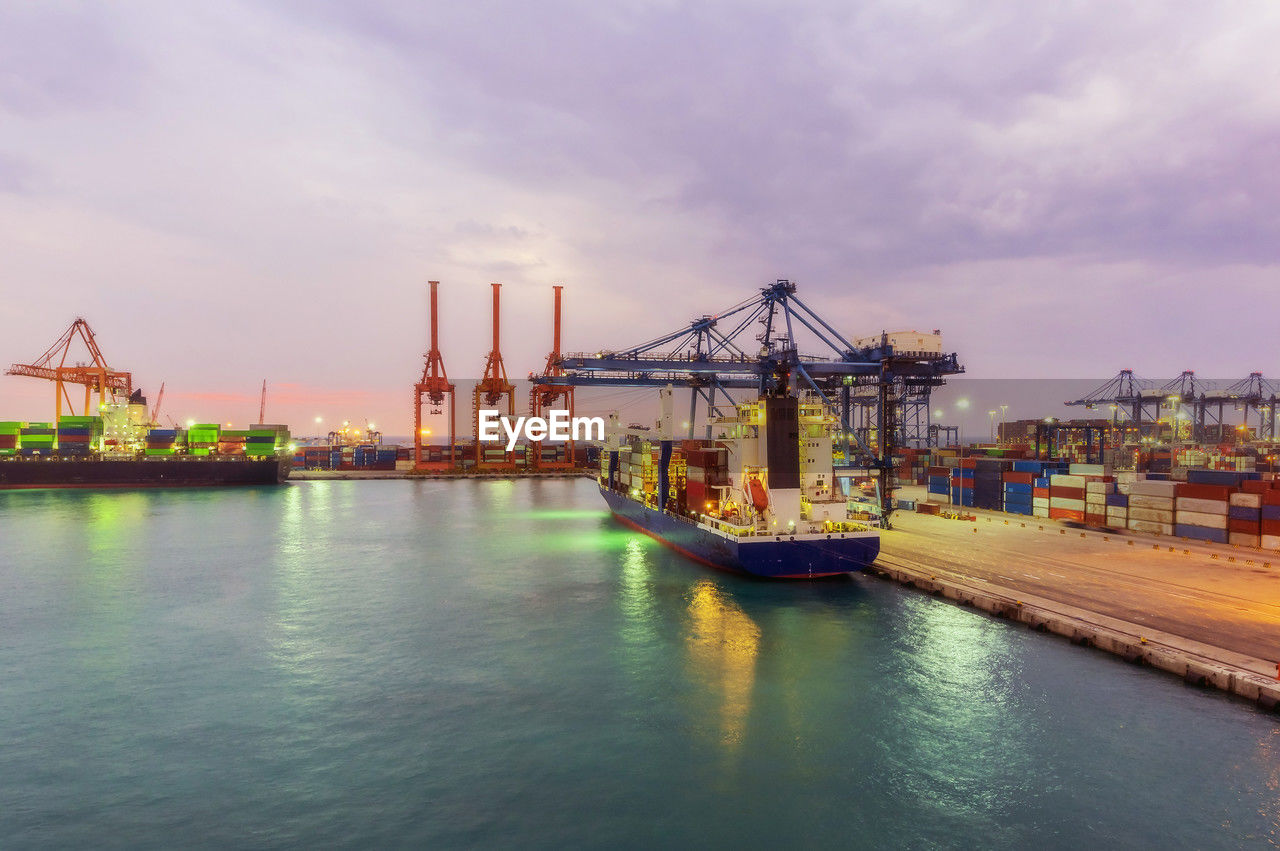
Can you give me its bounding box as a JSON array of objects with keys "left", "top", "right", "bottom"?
[{"left": 533, "top": 279, "right": 964, "bottom": 519}]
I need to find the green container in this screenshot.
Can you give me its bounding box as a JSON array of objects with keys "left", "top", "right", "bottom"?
[
  {"left": 189, "top": 447, "right": 212, "bottom": 456},
  {"left": 144, "top": 448, "right": 175, "bottom": 456}
]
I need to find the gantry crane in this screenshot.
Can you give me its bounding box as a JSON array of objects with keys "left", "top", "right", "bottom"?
[
  {"left": 414, "top": 280, "right": 457, "bottom": 469},
  {"left": 473, "top": 282, "right": 516, "bottom": 469},
  {"left": 6, "top": 318, "right": 133, "bottom": 420},
  {"left": 532, "top": 279, "right": 963, "bottom": 522},
  {"left": 528, "top": 285, "right": 575, "bottom": 469}
]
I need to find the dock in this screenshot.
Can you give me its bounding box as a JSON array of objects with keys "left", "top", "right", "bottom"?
[{"left": 876, "top": 505, "right": 1280, "bottom": 710}]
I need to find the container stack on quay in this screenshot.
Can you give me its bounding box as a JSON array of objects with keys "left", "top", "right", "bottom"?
[{"left": 918, "top": 445, "right": 1280, "bottom": 551}]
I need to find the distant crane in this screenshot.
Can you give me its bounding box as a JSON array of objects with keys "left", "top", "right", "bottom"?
[
  {"left": 528, "top": 285, "right": 575, "bottom": 469},
  {"left": 414, "top": 280, "right": 457, "bottom": 469},
  {"left": 258, "top": 379, "right": 267, "bottom": 425},
  {"left": 150, "top": 381, "right": 166, "bottom": 426},
  {"left": 6, "top": 318, "right": 132, "bottom": 420},
  {"left": 473, "top": 282, "right": 516, "bottom": 469}
]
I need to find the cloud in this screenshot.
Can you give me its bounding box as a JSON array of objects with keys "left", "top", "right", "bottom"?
[{"left": 1, "top": 0, "right": 1278, "bottom": 433}]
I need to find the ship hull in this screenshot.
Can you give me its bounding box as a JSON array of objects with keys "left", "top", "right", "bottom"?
[
  {"left": 0, "top": 457, "right": 291, "bottom": 490},
  {"left": 600, "top": 486, "right": 878, "bottom": 579}
]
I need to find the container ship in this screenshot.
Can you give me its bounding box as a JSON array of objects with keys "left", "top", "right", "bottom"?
[
  {"left": 0, "top": 395, "right": 291, "bottom": 490},
  {"left": 598, "top": 390, "right": 880, "bottom": 579}
]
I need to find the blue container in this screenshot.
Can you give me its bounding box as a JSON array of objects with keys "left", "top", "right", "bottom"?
[
  {"left": 1004, "top": 482, "right": 1033, "bottom": 495},
  {"left": 1229, "top": 505, "right": 1261, "bottom": 520},
  {"left": 1186, "top": 469, "right": 1246, "bottom": 486},
  {"left": 1174, "top": 524, "right": 1228, "bottom": 544},
  {"left": 1012, "top": 460, "right": 1043, "bottom": 473},
  {"left": 1034, "top": 477, "right": 1051, "bottom": 488},
  {"left": 1105, "top": 493, "right": 1128, "bottom": 507},
  {"left": 1005, "top": 503, "right": 1033, "bottom": 516},
  {"left": 1262, "top": 505, "right": 1280, "bottom": 521}
]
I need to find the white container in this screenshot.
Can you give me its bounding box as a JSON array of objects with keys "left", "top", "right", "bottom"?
[
  {"left": 1070, "top": 463, "right": 1111, "bottom": 476},
  {"left": 1032, "top": 497, "right": 1049, "bottom": 509},
  {"left": 1085, "top": 481, "right": 1116, "bottom": 494},
  {"left": 1229, "top": 532, "right": 1259, "bottom": 547},
  {"left": 1176, "top": 497, "right": 1228, "bottom": 515},
  {"left": 1261, "top": 534, "right": 1280, "bottom": 550},
  {"left": 1129, "top": 519, "right": 1174, "bottom": 535},
  {"left": 1050, "top": 474, "right": 1085, "bottom": 489},
  {"left": 1128, "top": 506, "right": 1175, "bottom": 523},
  {"left": 1050, "top": 497, "right": 1086, "bottom": 512},
  {"left": 1033, "top": 506, "right": 1049, "bottom": 518},
  {"left": 1229, "top": 492, "right": 1262, "bottom": 508},
  {"left": 1106, "top": 508, "right": 1128, "bottom": 523},
  {"left": 1129, "top": 494, "right": 1175, "bottom": 510},
  {"left": 1129, "top": 480, "right": 1178, "bottom": 498},
  {"left": 1176, "top": 510, "right": 1227, "bottom": 530}
]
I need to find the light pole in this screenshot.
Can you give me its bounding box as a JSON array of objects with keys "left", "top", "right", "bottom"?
[
  {"left": 988, "top": 410, "right": 997, "bottom": 443},
  {"left": 998, "top": 404, "right": 1008, "bottom": 444}
]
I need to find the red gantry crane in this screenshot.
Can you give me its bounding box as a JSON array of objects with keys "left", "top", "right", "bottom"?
[
  {"left": 414, "top": 280, "right": 457, "bottom": 469},
  {"left": 529, "top": 285, "right": 575, "bottom": 469},
  {"left": 473, "top": 282, "right": 516, "bottom": 469},
  {"left": 6, "top": 318, "right": 133, "bottom": 420}
]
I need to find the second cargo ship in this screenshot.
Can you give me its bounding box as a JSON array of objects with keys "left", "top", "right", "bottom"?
[
  {"left": 0, "top": 394, "right": 291, "bottom": 489},
  {"left": 598, "top": 389, "right": 880, "bottom": 579}
]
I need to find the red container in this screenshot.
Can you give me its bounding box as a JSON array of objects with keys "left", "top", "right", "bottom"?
[
  {"left": 1242, "top": 480, "right": 1270, "bottom": 495},
  {"left": 1262, "top": 489, "right": 1280, "bottom": 506},
  {"left": 1049, "top": 507, "right": 1085, "bottom": 522},
  {"left": 1228, "top": 519, "right": 1260, "bottom": 535},
  {"left": 1050, "top": 486, "right": 1085, "bottom": 500},
  {"left": 1033, "top": 487, "right": 1049, "bottom": 498},
  {"left": 1262, "top": 519, "right": 1280, "bottom": 536},
  {"left": 1002, "top": 472, "right": 1034, "bottom": 485},
  {"left": 1176, "top": 483, "right": 1232, "bottom": 501},
  {"left": 960, "top": 458, "right": 977, "bottom": 469}
]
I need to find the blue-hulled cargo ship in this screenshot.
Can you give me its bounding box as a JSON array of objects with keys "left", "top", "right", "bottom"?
[{"left": 598, "top": 391, "right": 880, "bottom": 579}]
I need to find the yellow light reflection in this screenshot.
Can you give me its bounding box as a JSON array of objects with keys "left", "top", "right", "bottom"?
[{"left": 684, "top": 580, "right": 760, "bottom": 749}]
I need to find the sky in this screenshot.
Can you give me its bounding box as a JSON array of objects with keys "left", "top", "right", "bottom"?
[{"left": 2, "top": 1, "right": 1279, "bottom": 436}]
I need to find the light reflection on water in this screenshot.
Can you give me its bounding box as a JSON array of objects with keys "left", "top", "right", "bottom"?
[{"left": 0, "top": 478, "right": 1277, "bottom": 848}]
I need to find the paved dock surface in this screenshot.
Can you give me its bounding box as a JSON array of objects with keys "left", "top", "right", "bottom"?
[{"left": 879, "top": 508, "right": 1280, "bottom": 696}]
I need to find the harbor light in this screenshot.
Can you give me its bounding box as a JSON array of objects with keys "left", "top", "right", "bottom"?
[{"left": 956, "top": 398, "right": 969, "bottom": 409}]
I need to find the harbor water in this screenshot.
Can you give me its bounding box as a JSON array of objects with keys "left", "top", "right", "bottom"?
[{"left": 1, "top": 479, "right": 1277, "bottom": 848}]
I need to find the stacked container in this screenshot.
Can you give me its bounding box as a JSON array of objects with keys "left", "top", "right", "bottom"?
[
  {"left": 1048, "top": 473, "right": 1086, "bottom": 522},
  {"left": 218, "top": 430, "right": 248, "bottom": 455},
  {"left": 1261, "top": 486, "right": 1280, "bottom": 550},
  {"left": 19, "top": 423, "right": 55, "bottom": 455},
  {"left": 971, "top": 458, "right": 1008, "bottom": 511},
  {"left": 1173, "top": 483, "right": 1230, "bottom": 544},
  {"left": 950, "top": 458, "right": 975, "bottom": 507},
  {"left": 1127, "top": 480, "right": 1177, "bottom": 536},
  {"left": 1002, "top": 465, "right": 1035, "bottom": 516},
  {"left": 1228, "top": 489, "right": 1262, "bottom": 547},
  {"left": 145, "top": 428, "right": 180, "bottom": 456},
  {"left": 246, "top": 426, "right": 285, "bottom": 457},
  {"left": 187, "top": 424, "right": 221, "bottom": 456},
  {"left": 56, "top": 415, "right": 103, "bottom": 456},
  {"left": 0, "top": 421, "right": 24, "bottom": 456},
  {"left": 1105, "top": 491, "right": 1129, "bottom": 530},
  {"left": 1084, "top": 480, "right": 1115, "bottom": 526},
  {"left": 926, "top": 465, "right": 950, "bottom": 503}
]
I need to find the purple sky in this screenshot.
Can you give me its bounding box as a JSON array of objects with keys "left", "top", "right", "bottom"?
[{"left": 2, "top": 2, "right": 1279, "bottom": 435}]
